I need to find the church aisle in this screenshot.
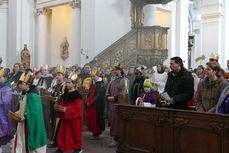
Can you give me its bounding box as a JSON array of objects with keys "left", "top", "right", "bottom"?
[{"left": 2, "top": 127, "right": 116, "bottom": 153}]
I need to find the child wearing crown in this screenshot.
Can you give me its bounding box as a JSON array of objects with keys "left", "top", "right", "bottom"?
[
  {"left": 53, "top": 73, "right": 82, "bottom": 153},
  {"left": 9, "top": 70, "right": 47, "bottom": 153},
  {"left": 48, "top": 66, "right": 67, "bottom": 147},
  {"left": 86, "top": 69, "right": 105, "bottom": 140}
]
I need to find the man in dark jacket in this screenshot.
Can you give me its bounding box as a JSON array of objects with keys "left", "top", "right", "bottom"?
[{"left": 164, "top": 57, "right": 194, "bottom": 110}]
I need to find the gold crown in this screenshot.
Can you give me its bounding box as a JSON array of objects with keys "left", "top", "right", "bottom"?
[
  {"left": 91, "top": 69, "right": 100, "bottom": 76},
  {"left": 68, "top": 72, "right": 78, "bottom": 82},
  {"left": 114, "top": 63, "right": 123, "bottom": 70},
  {"left": 19, "top": 71, "right": 34, "bottom": 84},
  {"left": 0, "top": 68, "right": 5, "bottom": 77},
  {"left": 41, "top": 64, "right": 49, "bottom": 70},
  {"left": 209, "top": 53, "right": 219, "bottom": 61},
  {"left": 33, "top": 66, "right": 38, "bottom": 72},
  {"left": 56, "top": 65, "right": 66, "bottom": 74}
]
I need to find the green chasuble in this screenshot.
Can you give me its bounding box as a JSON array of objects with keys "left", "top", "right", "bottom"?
[{"left": 26, "top": 92, "right": 47, "bottom": 150}]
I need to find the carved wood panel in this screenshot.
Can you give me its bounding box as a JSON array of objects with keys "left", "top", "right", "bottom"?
[
  {"left": 117, "top": 105, "right": 229, "bottom": 153},
  {"left": 90, "top": 26, "right": 168, "bottom": 70}
]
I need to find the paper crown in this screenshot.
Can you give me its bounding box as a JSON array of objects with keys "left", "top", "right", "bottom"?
[
  {"left": 69, "top": 72, "right": 78, "bottom": 82},
  {"left": 41, "top": 64, "right": 49, "bottom": 70},
  {"left": 0, "top": 68, "right": 5, "bottom": 77},
  {"left": 135, "top": 65, "right": 147, "bottom": 73},
  {"left": 19, "top": 71, "right": 34, "bottom": 84},
  {"left": 209, "top": 53, "right": 219, "bottom": 61},
  {"left": 114, "top": 63, "right": 123, "bottom": 70},
  {"left": 56, "top": 65, "right": 66, "bottom": 74},
  {"left": 91, "top": 69, "right": 100, "bottom": 76},
  {"left": 33, "top": 66, "right": 38, "bottom": 72}
]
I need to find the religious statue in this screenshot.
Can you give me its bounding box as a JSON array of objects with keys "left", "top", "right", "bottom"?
[
  {"left": 20, "top": 44, "right": 30, "bottom": 69},
  {"left": 60, "top": 37, "right": 69, "bottom": 60}
]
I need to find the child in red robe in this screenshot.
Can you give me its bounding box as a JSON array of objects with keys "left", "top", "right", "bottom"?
[
  {"left": 53, "top": 74, "right": 82, "bottom": 153},
  {"left": 86, "top": 69, "right": 105, "bottom": 140}
]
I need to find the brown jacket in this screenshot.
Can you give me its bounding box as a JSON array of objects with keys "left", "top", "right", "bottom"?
[{"left": 195, "top": 76, "right": 228, "bottom": 113}]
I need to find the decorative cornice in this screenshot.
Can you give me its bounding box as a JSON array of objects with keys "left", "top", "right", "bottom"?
[
  {"left": 69, "top": 0, "right": 81, "bottom": 9},
  {"left": 34, "top": 8, "right": 52, "bottom": 16}
]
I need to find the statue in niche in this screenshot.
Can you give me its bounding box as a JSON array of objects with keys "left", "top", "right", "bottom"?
[
  {"left": 60, "top": 37, "right": 69, "bottom": 60},
  {"left": 20, "top": 44, "right": 30, "bottom": 69}
]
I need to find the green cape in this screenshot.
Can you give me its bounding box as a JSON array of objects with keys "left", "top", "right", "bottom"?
[{"left": 26, "top": 93, "right": 47, "bottom": 150}]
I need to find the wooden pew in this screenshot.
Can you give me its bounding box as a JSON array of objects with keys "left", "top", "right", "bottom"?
[{"left": 116, "top": 105, "right": 229, "bottom": 153}]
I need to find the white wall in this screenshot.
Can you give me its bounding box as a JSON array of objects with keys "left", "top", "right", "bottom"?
[
  {"left": 156, "top": 8, "right": 172, "bottom": 61},
  {"left": 154, "top": 1, "right": 176, "bottom": 67},
  {"left": 81, "top": 0, "right": 95, "bottom": 66},
  {"left": 7, "top": 0, "right": 35, "bottom": 69},
  {"left": 192, "top": 0, "right": 226, "bottom": 68},
  {"left": 79, "top": 0, "right": 131, "bottom": 66},
  {"left": 94, "top": 0, "right": 131, "bottom": 56},
  {"left": 49, "top": 5, "right": 73, "bottom": 67},
  {"left": 0, "top": 2, "right": 7, "bottom": 67}
]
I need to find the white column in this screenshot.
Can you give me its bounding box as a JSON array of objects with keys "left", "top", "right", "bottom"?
[
  {"left": 7, "top": 0, "right": 35, "bottom": 68},
  {"left": 7, "top": 0, "right": 22, "bottom": 68},
  {"left": 35, "top": 8, "right": 48, "bottom": 68},
  {"left": 143, "top": 5, "right": 156, "bottom": 26},
  {"left": 81, "top": 0, "right": 95, "bottom": 67},
  {"left": 175, "top": 0, "right": 189, "bottom": 68},
  {"left": 224, "top": 0, "right": 229, "bottom": 68},
  {"left": 0, "top": 1, "right": 7, "bottom": 67},
  {"left": 70, "top": 0, "right": 81, "bottom": 66},
  {"left": 200, "top": 0, "right": 224, "bottom": 67}
]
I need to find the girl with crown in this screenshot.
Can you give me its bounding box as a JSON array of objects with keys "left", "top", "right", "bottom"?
[{"left": 52, "top": 73, "right": 82, "bottom": 153}]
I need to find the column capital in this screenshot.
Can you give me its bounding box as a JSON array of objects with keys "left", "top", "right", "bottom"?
[
  {"left": 34, "top": 8, "right": 52, "bottom": 16},
  {"left": 69, "top": 0, "right": 81, "bottom": 9}
]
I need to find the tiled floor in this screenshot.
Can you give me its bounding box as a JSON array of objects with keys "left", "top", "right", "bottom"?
[{"left": 2, "top": 127, "right": 116, "bottom": 153}]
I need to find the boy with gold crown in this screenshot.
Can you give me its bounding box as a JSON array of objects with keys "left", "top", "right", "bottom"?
[
  {"left": 52, "top": 73, "right": 82, "bottom": 153},
  {"left": 48, "top": 65, "right": 67, "bottom": 147},
  {"left": 9, "top": 70, "right": 47, "bottom": 153},
  {"left": 37, "top": 64, "right": 53, "bottom": 94}
]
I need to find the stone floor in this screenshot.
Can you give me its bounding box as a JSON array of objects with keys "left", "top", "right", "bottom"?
[{"left": 2, "top": 127, "right": 116, "bottom": 153}]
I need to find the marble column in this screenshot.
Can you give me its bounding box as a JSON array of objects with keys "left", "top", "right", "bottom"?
[
  {"left": 35, "top": 8, "right": 50, "bottom": 68},
  {"left": 200, "top": 0, "right": 224, "bottom": 67},
  {"left": 70, "top": 0, "right": 81, "bottom": 66},
  {"left": 175, "top": 0, "right": 189, "bottom": 68}
]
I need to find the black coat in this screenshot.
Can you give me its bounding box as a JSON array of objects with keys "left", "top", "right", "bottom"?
[
  {"left": 164, "top": 67, "right": 194, "bottom": 110},
  {"left": 88, "top": 80, "right": 106, "bottom": 132}
]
